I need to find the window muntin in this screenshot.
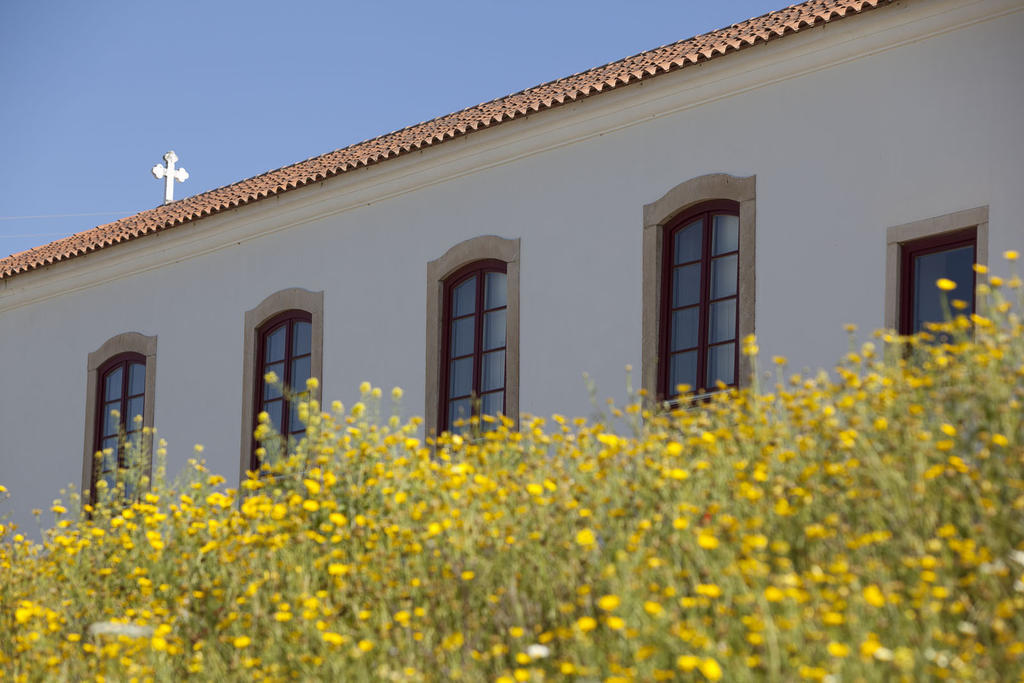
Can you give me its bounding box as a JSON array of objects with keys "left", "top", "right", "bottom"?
[
  {"left": 440, "top": 261, "right": 507, "bottom": 433},
  {"left": 253, "top": 310, "right": 312, "bottom": 467},
  {"left": 93, "top": 353, "right": 146, "bottom": 495},
  {"left": 899, "top": 227, "right": 977, "bottom": 336},
  {"left": 660, "top": 201, "right": 740, "bottom": 398}
]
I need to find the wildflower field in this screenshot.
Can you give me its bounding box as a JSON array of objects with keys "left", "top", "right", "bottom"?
[{"left": 3, "top": 266, "right": 1024, "bottom": 681}]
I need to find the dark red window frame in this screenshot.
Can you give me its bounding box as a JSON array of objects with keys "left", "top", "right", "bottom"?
[
  {"left": 899, "top": 227, "right": 977, "bottom": 336},
  {"left": 92, "top": 352, "right": 146, "bottom": 500},
  {"left": 659, "top": 200, "right": 740, "bottom": 399},
  {"left": 439, "top": 259, "right": 507, "bottom": 433},
  {"left": 252, "top": 309, "right": 313, "bottom": 470}
]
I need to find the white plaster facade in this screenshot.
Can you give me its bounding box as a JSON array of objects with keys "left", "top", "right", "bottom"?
[{"left": 1, "top": 0, "right": 1022, "bottom": 534}]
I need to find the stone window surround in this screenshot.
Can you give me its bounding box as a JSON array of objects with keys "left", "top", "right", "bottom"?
[
  {"left": 642, "top": 173, "right": 756, "bottom": 399},
  {"left": 884, "top": 206, "right": 989, "bottom": 331},
  {"left": 240, "top": 288, "right": 324, "bottom": 482},
  {"left": 82, "top": 332, "right": 158, "bottom": 498},
  {"left": 425, "top": 235, "right": 520, "bottom": 435}
]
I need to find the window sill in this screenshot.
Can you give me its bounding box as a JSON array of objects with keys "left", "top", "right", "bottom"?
[{"left": 660, "top": 388, "right": 734, "bottom": 412}]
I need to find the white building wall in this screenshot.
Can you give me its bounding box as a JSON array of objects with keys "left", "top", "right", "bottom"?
[{"left": 1, "top": 0, "right": 1022, "bottom": 533}]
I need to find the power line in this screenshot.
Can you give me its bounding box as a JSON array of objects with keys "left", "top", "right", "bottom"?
[
  {"left": 0, "top": 210, "right": 133, "bottom": 221},
  {"left": 0, "top": 232, "right": 81, "bottom": 238},
  {"left": 0, "top": 210, "right": 136, "bottom": 239}
]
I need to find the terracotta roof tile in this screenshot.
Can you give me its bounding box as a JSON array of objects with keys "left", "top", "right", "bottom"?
[{"left": 0, "top": 0, "right": 893, "bottom": 281}]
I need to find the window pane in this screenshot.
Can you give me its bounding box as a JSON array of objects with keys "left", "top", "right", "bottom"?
[
  {"left": 912, "top": 245, "right": 975, "bottom": 333},
  {"left": 265, "top": 325, "right": 286, "bottom": 363},
  {"left": 289, "top": 402, "right": 305, "bottom": 434},
  {"left": 104, "top": 367, "right": 123, "bottom": 402},
  {"left": 483, "top": 310, "right": 506, "bottom": 351},
  {"left": 674, "top": 219, "right": 702, "bottom": 264},
  {"left": 449, "top": 357, "right": 473, "bottom": 398},
  {"left": 128, "top": 363, "right": 145, "bottom": 396},
  {"left": 103, "top": 442, "right": 120, "bottom": 474},
  {"left": 126, "top": 397, "right": 145, "bottom": 426},
  {"left": 290, "top": 356, "right": 311, "bottom": 391},
  {"left": 485, "top": 272, "right": 507, "bottom": 310},
  {"left": 452, "top": 317, "right": 475, "bottom": 357},
  {"left": 293, "top": 321, "right": 312, "bottom": 357},
  {"left": 710, "top": 254, "right": 737, "bottom": 299},
  {"left": 448, "top": 398, "right": 472, "bottom": 434},
  {"left": 481, "top": 350, "right": 505, "bottom": 392},
  {"left": 712, "top": 214, "right": 739, "bottom": 255},
  {"left": 481, "top": 391, "right": 504, "bottom": 417},
  {"left": 672, "top": 263, "right": 701, "bottom": 308},
  {"left": 103, "top": 402, "right": 121, "bottom": 437},
  {"left": 101, "top": 470, "right": 117, "bottom": 491},
  {"left": 263, "top": 400, "right": 283, "bottom": 433},
  {"left": 707, "top": 343, "right": 736, "bottom": 387},
  {"left": 452, "top": 277, "right": 477, "bottom": 318},
  {"left": 101, "top": 436, "right": 119, "bottom": 462},
  {"left": 670, "top": 306, "right": 699, "bottom": 351},
  {"left": 708, "top": 298, "right": 737, "bottom": 344},
  {"left": 669, "top": 350, "right": 697, "bottom": 394},
  {"left": 263, "top": 362, "right": 285, "bottom": 399}
]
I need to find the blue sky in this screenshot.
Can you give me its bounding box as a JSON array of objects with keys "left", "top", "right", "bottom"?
[{"left": 0, "top": 1, "right": 786, "bottom": 258}]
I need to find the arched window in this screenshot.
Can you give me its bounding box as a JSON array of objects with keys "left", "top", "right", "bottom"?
[
  {"left": 93, "top": 354, "right": 147, "bottom": 492},
  {"left": 82, "top": 332, "right": 157, "bottom": 503},
  {"left": 426, "top": 236, "right": 520, "bottom": 435},
  {"left": 659, "top": 201, "right": 740, "bottom": 396},
  {"left": 240, "top": 288, "right": 324, "bottom": 477},
  {"left": 440, "top": 261, "right": 508, "bottom": 432},
  {"left": 255, "top": 310, "right": 313, "bottom": 444},
  {"left": 642, "top": 174, "right": 755, "bottom": 401}
]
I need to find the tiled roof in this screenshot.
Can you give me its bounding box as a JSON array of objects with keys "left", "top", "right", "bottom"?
[{"left": 0, "top": 0, "right": 892, "bottom": 281}]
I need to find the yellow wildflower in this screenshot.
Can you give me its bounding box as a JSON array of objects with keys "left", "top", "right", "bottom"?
[
  {"left": 322, "top": 632, "right": 345, "bottom": 646},
  {"left": 643, "top": 601, "right": 664, "bottom": 616},
  {"left": 576, "top": 528, "right": 597, "bottom": 547},
  {"left": 863, "top": 584, "right": 885, "bottom": 607},
  {"left": 699, "top": 658, "right": 723, "bottom": 681},
  {"left": 14, "top": 604, "right": 33, "bottom": 624},
  {"left": 677, "top": 655, "right": 699, "bottom": 671},
  {"left": 827, "top": 642, "right": 850, "bottom": 657},
  {"left": 697, "top": 530, "right": 719, "bottom": 549}
]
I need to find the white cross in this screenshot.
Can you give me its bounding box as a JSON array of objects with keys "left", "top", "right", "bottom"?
[{"left": 151, "top": 151, "right": 189, "bottom": 204}]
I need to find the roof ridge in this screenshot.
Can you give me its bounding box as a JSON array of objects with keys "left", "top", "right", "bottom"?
[{"left": 0, "top": 0, "right": 891, "bottom": 281}]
